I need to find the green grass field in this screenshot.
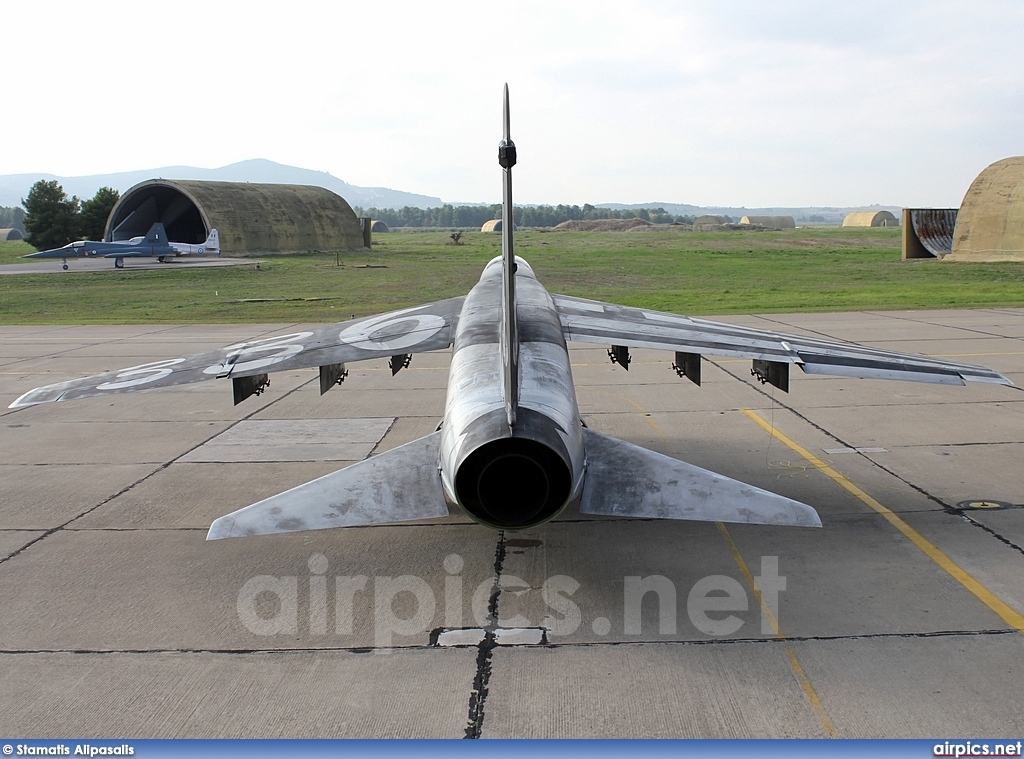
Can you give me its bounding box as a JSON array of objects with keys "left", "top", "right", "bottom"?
[{"left": 2, "top": 227, "right": 1023, "bottom": 325}]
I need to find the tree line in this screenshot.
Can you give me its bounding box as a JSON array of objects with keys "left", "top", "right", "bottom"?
[
  {"left": 13, "top": 185, "right": 697, "bottom": 251},
  {"left": 353, "top": 203, "right": 696, "bottom": 228},
  {"left": 19, "top": 181, "right": 120, "bottom": 250},
  {"left": 0, "top": 205, "right": 26, "bottom": 232}
]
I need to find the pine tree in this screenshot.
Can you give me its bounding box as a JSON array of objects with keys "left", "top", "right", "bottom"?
[
  {"left": 79, "top": 187, "right": 120, "bottom": 241},
  {"left": 22, "top": 180, "right": 80, "bottom": 250}
]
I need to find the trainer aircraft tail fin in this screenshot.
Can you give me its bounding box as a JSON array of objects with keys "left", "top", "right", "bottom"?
[{"left": 144, "top": 223, "right": 167, "bottom": 245}]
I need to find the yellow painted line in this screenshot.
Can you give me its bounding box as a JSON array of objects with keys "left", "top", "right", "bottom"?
[
  {"left": 717, "top": 522, "right": 839, "bottom": 737},
  {"left": 599, "top": 389, "right": 839, "bottom": 736},
  {"left": 621, "top": 396, "right": 671, "bottom": 440},
  {"left": 741, "top": 408, "right": 1024, "bottom": 634}
]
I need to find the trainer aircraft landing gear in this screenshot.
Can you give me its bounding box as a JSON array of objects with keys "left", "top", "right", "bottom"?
[
  {"left": 114, "top": 257, "right": 124, "bottom": 269},
  {"left": 62, "top": 260, "right": 68, "bottom": 270}
]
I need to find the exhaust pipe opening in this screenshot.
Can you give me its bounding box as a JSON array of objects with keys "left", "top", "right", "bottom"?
[
  {"left": 478, "top": 452, "right": 550, "bottom": 525},
  {"left": 456, "top": 438, "right": 571, "bottom": 529}
]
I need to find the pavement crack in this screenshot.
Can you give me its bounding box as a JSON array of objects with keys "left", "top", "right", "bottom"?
[
  {"left": 364, "top": 417, "right": 398, "bottom": 459},
  {"left": 956, "top": 512, "right": 1024, "bottom": 557},
  {"left": 0, "top": 374, "right": 319, "bottom": 566},
  {"left": 711, "top": 357, "right": 1024, "bottom": 556},
  {"left": 869, "top": 310, "right": 1024, "bottom": 347},
  {"left": 464, "top": 530, "right": 506, "bottom": 739},
  {"left": 533, "top": 627, "right": 1020, "bottom": 650},
  {"left": 1, "top": 628, "right": 1014, "bottom": 657}
]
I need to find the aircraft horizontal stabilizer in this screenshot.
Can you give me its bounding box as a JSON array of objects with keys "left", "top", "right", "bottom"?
[
  {"left": 580, "top": 428, "right": 821, "bottom": 527},
  {"left": 206, "top": 431, "right": 449, "bottom": 539}
]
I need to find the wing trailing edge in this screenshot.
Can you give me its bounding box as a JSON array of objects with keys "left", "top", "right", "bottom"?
[{"left": 552, "top": 294, "right": 1012, "bottom": 387}]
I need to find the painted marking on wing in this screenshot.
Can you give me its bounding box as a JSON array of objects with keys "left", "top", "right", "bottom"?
[
  {"left": 741, "top": 408, "right": 1024, "bottom": 634},
  {"left": 556, "top": 298, "right": 604, "bottom": 313},
  {"left": 96, "top": 358, "right": 186, "bottom": 389},
  {"left": 339, "top": 308, "right": 445, "bottom": 351},
  {"left": 202, "top": 332, "right": 313, "bottom": 376},
  {"left": 717, "top": 522, "right": 839, "bottom": 738},
  {"left": 642, "top": 310, "right": 691, "bottom": 323}
]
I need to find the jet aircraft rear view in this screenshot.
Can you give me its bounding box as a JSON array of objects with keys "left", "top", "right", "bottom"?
[{"left": 9, "top": 86, "right": 1013, "bottom": 541}]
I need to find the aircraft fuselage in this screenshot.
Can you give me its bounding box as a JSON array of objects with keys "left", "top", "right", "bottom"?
[{"left": 440, "top": 255, "right": 585, "bottom": 529}]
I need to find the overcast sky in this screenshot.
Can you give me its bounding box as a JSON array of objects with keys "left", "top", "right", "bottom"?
[{"left": 5, "top": 1, "right": 1022, "bottom": 207}]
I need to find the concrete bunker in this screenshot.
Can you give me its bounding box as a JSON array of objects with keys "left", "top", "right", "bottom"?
[
  {"left": 739, "top": 215, "right": 795, "bottom": 228},
  {"left": 106, "top": 180, "right": 365, "bottom": 253},
  {"left": 948, "top": 157, "right": 1024, "bottom": 262},
  {"left": 843, "top": 211, "right": 898, "bottom": 227},
  {"left": 693, "top": 215, "right": 726, "bottom": 225}
]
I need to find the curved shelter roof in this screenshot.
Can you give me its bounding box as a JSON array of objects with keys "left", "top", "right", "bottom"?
[
  {"left": 949, "top": 157, "right": 1024, "bottom": 261},
  {"left": 482, "top": 219, "right": 505, "bottom": 232},
  {"left": 106, "top": 180, "right": 365, "bottom": 253},
  {"left": 693, "top": 215, "right": 725, "bottom": 225},
  {"left": 0, "top": 228, "right": 24, "bottom": 241},
  {"left": 843, "top": 211, "right": 898, "bottom": 227},
  {"left": 739, "top": 215, "right": 795, "bottom": 228}
]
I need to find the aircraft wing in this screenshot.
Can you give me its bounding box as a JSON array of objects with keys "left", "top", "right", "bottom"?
[
  {"left": 10, "top": 297, "right": 465, "bottom": 408},
  {"left": 552, "top": 294, "right": 1012, "bottom": 387},
  {"left": 25, "top": 249, "right": 88, "bottom": 259}
]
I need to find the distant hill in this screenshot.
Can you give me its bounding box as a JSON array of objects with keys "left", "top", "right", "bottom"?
[
  {"left": 0, "top": 159, "right": 443, "bottom": 210},
  {"left": 0, "top": 161, "right": 902, "bottom": 222},
  {"left": 596, "top": 202, "right": 902, "bottom": 225}
]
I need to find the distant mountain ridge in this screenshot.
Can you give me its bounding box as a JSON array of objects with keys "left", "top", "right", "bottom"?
[
  {"left": 0, "top": 159, "right": 443, "bottom": 210},
  {"left": 0, "top": 160, "right": 900, "bottom": 221}
]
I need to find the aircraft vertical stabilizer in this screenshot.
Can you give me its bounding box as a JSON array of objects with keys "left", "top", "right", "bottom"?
[
  {"left": 144, "top": 223, "right": 167, "bottom": 245},
  {"left": 499, "top": 83, "right": 519, "bottom": 429}
]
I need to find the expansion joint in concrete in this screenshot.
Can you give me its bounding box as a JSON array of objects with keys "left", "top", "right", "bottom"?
[
  {"left": 364, "top": 417, "right": 398, "bottom": 459},
  {"left": 956, "top": 512, "right": 1024, "bottom": 558},
  {"left": 0, "top": 627, "right": 1016, "bottom": 658},
  {"left": 712, "top": 357, "right": 1024, "bottom": 559},
  {"left": 0, "top": 374, "right": 319, "bottom": 567}
]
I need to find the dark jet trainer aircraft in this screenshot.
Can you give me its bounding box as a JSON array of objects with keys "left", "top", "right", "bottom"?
[
  {"left": 27, "top": 224, "right": 219, "bottom": 269},
  {"left": 10, "top": 86, "right": 1013, "bottom": 540}
]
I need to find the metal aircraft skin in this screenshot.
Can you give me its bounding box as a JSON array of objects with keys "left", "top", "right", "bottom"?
[
  {"left": 168, "top": 228, "right": 220, "bottom": 258},
  {"left": 26, "top": 224, "right": 219, "bottom": 269},
  {"left": 9, "top": 86, "right": 1013, "bottom": 540}
]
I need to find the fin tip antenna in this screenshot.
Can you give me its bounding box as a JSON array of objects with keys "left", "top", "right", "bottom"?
[{"left": 499, "top": 85, "right": 516, "bottom": 169}]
